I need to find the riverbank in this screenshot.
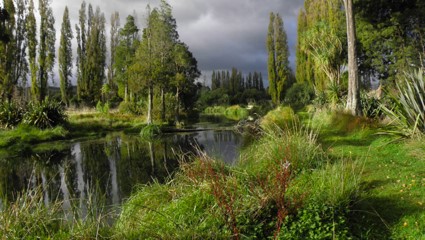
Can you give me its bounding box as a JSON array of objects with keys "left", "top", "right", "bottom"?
[
  {"left": 0, "top": 107, "right": 424, "bottom": 238},
  {"left": 0, "top": 110, "right": 147, "bottom": 150}
]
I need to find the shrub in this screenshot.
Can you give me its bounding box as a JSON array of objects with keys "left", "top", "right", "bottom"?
[
  {"left": 0, "top": 101, "right": 24, "bottom": 129},
  {"left": 381, "top": 69, "right": 425, "bottom": 136},
  {"left": 279, "top": 203, "right": 351, "bottom": 239},
  {"left": 360, "top": 91, "right": 382, "bottom": 119},
  {"left": 96, "top": 101, "right": 110, "bottom": 114},
  {"left": 260, "top": 106, "right": 296, "bottom": 130},
  {"left": 140, "top": 124, "right": 162, "bottom": 139},
  {"left": 23, "top": 100, "right": 67, "bottom": 129},
  {"left": 118, "top": 101, "right": 144, "bottom": 115},
  {"left": 284, "top": 82, "right": 314, "bottom": 110}
]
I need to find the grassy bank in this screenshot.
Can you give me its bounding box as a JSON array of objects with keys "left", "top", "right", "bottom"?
[
  {"left": 310, "top": 110, "right": 425, "bottom": 238},
  {"left": 0, "top": 109, "right": 148, "bottom": 150},
  {"left": 1, "top": 106, "right": 424, "bottom": 238},
  {"left": 114, "top": 114, "right": 360, "bottom": 239},
  {"left": 204, "top": 105, "right": 249, "bottom": 121}
]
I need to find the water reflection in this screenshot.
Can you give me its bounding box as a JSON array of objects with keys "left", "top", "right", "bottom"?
[{"left": 0, "top": 128, "right": 243, "bottom": 212}]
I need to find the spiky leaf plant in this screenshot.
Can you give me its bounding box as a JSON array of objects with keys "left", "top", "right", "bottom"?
[{"left": 381, "top": 69, "right": 425, "bottom": 136}]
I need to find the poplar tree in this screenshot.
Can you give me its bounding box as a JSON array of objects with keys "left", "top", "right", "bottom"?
[
  {"left": 107, "top": 11, "right": 120, "bottom": 99},
  {"left": 267, "top": 12, "right": 290, "bottom": 105},
  {"left": 84, "top": 6, "right": 106, "bottom": 104},
  {"left": 76, "top": 3, "right": 106, "bottom": 105},
  {"left": 0, "top": 0, "right": 15, "bottom": 101},
  {"left": 75, "top": 1, "right": 86, "bottom": 102},
  {"left": 59, "top": 6, "right": 73, "bottom": 106},
  {"left": 26, "top": 0, "right": 38, "bottom": 101},
  {"left": 13, "top": 0, "right": 28, "bottom": 98},
  {"left": 37, "top": 0, "right": 56, "bottom": 102}
]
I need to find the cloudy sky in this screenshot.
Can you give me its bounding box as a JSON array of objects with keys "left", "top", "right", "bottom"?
[{"left": 49, "top": 0, "right": 304, "bottom": 85}]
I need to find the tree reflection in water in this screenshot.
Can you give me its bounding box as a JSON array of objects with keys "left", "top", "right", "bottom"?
[{"left": 0, "top": 128, "right": 243, "bottom": 216}]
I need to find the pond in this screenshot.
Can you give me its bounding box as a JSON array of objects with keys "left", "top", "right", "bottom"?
[{"left": 0, "top": 119, "right": 245, "bottom": 217}]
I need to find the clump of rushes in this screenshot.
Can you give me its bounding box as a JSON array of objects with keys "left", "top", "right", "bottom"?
[
  {"left": 140, "top": 124, "right": 162, "bottom": 139},
  {"left": 23, "top": 100, "right": 67, "bottom": 129},
  {"left": 0, "top": 101, "right": 24, "bottom": 129}
]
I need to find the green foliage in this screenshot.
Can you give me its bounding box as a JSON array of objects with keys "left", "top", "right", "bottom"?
[
  {"left": 260, "top": 106, "right": 296, "bottom": 130},
  {"left": 360, "top": 91, "right": 382, "bottom": 119},
  {"left": 140, "top": 124, "right": 162, "bottom": 139},
  {"left": 267, "top": 12, "right": 290, "bottom": 104},
  {"left": 23, "top": 100, "right": 67, "bottom": 129},
  {"left": 204, "top": 105, "right": 248, "bottom": 121},
  {"left": 58, "top": 6, "right": 73, "bottom": 106},
  {"left": 96, "top": 101, "right": 110, "bottom": 115},
  {"left": 284, "top": 82, "right": 314, "bottom": 109},
  {"left": 0, "top": 101, "right": 24, "bottom": 129},
  {"left": 118, "top": 101, "right": 144, "bottom": 115},
  {"left": 279, "top": 203, "right": 350, "bottom": 239},
  {"left": 381, "top": 70, "right": 425, "bottom": 136}
]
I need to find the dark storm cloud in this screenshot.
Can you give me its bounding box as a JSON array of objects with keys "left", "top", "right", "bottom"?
[{"left": 51, "top": 0, "right": 304, "bottom": 83}]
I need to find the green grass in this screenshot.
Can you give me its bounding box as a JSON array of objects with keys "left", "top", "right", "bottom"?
[
  {"left": 0, "top": 187, "right": 114, "bottom": 239},
  {"left": 204, "top": 105, "right": 249, "bottom": 121},
  {"left": 308, "top": 109, "right": 425, "bottom": 239},
  {"left": 0, "top": 110, "right": 148, "bottom": 150},
  {"left": 0, "top": 124, "right": 69, "bottom": 148}
]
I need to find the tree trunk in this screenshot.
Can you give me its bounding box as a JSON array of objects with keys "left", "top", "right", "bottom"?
[
  {"left": 147, "top": 85, "right": 153, "bottom": 124},
  {"left": 175, "top": 87, "right": 180, "bottom": 123},
  {"left": 124, "top": 84, "right": 128, "bottom": 102},
  {"left": 161, "top": 87, "right": 166, "bottom": 122},
  {"left": 344, "top": 0, "right": 361, "bottom": 116}
]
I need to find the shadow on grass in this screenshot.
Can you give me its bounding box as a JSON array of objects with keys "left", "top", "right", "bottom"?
[{"left": 349, "top": 186, "right": 422, "bottom": 239}]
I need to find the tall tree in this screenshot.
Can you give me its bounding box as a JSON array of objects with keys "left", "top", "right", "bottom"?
[
  {"left": 13, "top": 0, "right": 28, "bottom": 99},
  {"left": 131, "top": 6, "right": 160, "bottom": 124},
  {"left": 26, "top": 0, "right": 38, "bottom": 101},
  {"left": 267, "top": 12, "right": 290, "bottom": 105},
  {"left": 75, "top": 1, "right": 86, "bottom": 102},
  {"left": 172, "top": 42, "right": 200, "bottom": 122},
  {"left": 76, "top": 3, "right": 106, "bottom": 105},
  {"left": 58, "top": 6, "right": 73, "bottom": 106},
  {"left": 0, "top": 0, "right": 15, "bottom": 101},
  {"left": 107, "top": 11, "right": 120, "bottom": 100},
  {"left": 296, "top": 0, "right": 346, "bottom": 92},
  {"left": 84, "top": 6, "right": 106, "bottom": 104},
  {"left": 37, "top": 0, "right": 56, "bottom": 102},
  {"left": 344, "top": 0, "right": 361, "bottom": 115},
  {"left": 115, "top": 14, "right": 139, "bottom": 102}
]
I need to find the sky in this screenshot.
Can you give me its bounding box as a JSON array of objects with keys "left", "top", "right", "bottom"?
[{"left": 49, "top": 0, "right": 304, "bottom": 85}]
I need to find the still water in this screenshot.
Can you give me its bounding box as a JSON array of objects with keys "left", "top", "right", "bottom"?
[{"left": 0, "top": 122, "right": 243, "bottom": 215}]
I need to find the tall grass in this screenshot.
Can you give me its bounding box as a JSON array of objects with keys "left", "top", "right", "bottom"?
[
  {"left": 116, "top": 118, "right": 362, "bottom": 238},
  {"left": 381, "top": 69, "right": 425, "bottom": 136},
  {"left": 0, "top": 186, "right": 116, "bottom": 239}
]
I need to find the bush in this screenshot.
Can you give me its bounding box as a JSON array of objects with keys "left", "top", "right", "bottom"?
[
  {"left": 118, "top": 101, "right": 144, "bottom": 115},
  {"left": 284, "top": 82, "right": 314, "bottom": 110},
  {"left": 381, "top": 69, "right": 425, "bottom": 136},
  {"left": 0, "top": 101, "right": 24, "bottom": 129},
  {"left": 23, "top": 100, "right": 67, "bottom": 129},
  {"left": 360, "top": 91, "right": 382, "bottom": 119},
  {"left": 279, "top": 203, "right": 351, "bottom": 239},
  {"left": 261, "top": 106, "right": 296, "bottom": 130},
  {"left": 140, "top": 124, "right": 162, "bottom": 139},
  {"left": 96, "top": 101, "right": 110, "bottom": 114}
]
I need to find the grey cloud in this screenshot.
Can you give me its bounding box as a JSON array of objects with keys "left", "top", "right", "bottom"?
[{"left": 50, "top": 0, "right": 304, "bottom": 85}]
